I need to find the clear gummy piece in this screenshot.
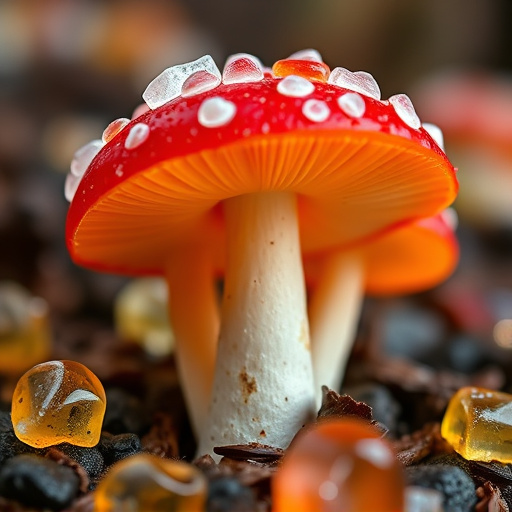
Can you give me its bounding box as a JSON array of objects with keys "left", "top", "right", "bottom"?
[
  {"left": 389, "top": 94, "right": 421, "bottom": 129},
  {"left": 182, "top": 71, "right": 221, "bottom": 97},
  {"left": 288, "top": 49, "right": 323, "bottom": 62},
  {"left": 222, "top": 53, "right": 264, "bottom": 84},
  {"left": 142, "top": 55, "right": 222, "bottom": 109},
  {"left": 328, "top": 67, "right": 381, "bottom": 100},
  {"left": 64, "top": 173, "right": 81, "bottom": 202},
  {"left": 422, "top": 122, "right": 445, "bottom": 151},
  {"left": 70, "top": 140, "right": 104, "bottom": 177}
]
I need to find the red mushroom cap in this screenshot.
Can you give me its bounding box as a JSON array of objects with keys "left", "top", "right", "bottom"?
[{"left": 66, "top": 54, "right": 457, "bottom": 277}]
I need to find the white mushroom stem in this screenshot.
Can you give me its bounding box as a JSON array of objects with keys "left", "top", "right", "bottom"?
[
  {"left": 198, "top": 191, "right": 316, "bottom": 457},
  {"left": 309, "top": 252, "right": 364, "bottom": 406},
  {"left": 165, "top": 247, "right": 219, "bottom": 437}
]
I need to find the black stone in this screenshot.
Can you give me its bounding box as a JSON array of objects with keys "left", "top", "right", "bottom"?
[
  {"left": 406, "top": 463, "right": 476, "bottom": 512},
  {"left": 207, "top": 476, "right": 257, "bottom": 512},
  {"left": 0, "top": 430, "right": 37, "bottom": 466},
  {"left": 0, "top": 411, "right": 12, "bottom": 432},
  {"left": 343, "top": 382, "right": 401, "bottom": 435},
  {"left": 55, "top": 443, "right": 105, "bottom": 480},
  {"left": 98, "top": 432, "right": 142, "bottom": 467},
  {"left": 0, "top": 454, "right": 80, "bottom": 510},
  {"left": 103, "top": 388, "right": 150, "bottom": 435}
]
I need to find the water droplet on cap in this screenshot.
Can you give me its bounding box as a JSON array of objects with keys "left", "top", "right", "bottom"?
[
  {"left": 337, "top": 93, "right": 366, "bottom": 118},
  {"left": 198, "top": 97, "right": 236, "bottom": 128},
  {"left": 125, "top": 123, "right": 150, "bottom": 149},
  {"left": 389, "top": 94, "right": 421, "bottom": 129},
  {"left": 328, "top": 68, "right": 381, "bottom": 100},
  {"left": 102, "top": 118, "right": 130, "bottom": 144},
  {"left": 302, "top": 99, "right": 330, "bottom": 122},
  {"left": 181, "top": 70, "right": 221, "bottom": 97},
  {"left": 276, "top": 75, "right": 315, "bottom": 98},
  {"left": 143, "top": 55, "right": 221, "bottom": 109}
]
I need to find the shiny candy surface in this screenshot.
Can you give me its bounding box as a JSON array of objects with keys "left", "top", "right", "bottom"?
[
  {"left": 94, "top": 454, "right": 207, "bottom": 512},
  {"left": 222, "top": 54, "right": 264, "bottom": 84},
  {"left": 441, "top": 386, "right": 512, "bottom": 462},
  {"left": 115, "top": 277, "right": 174, "bottom": 357},
  {"left": 0, "top": 282, "right": 51, "bottom": 376},
  {"left": 272, "top": 59, "right": 330, "bottom": 82},
  {"left": 12, "top": 360, "right": 106, "bottom": 448},
  {"left": 102, "top": 118, "right": 130, "bottom": 144},
  {"left": 272, "top": 418, "right": 405, "bottom": 512},
  {"left": 66, "top": 57, "right": 456, "bottom": 278}
]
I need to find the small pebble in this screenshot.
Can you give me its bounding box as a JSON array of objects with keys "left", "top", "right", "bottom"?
[
  {"left": 0, "top": 430, "right": 36, "bottom": 465},
  {"left": 344, "top": 383, "right": 401, "bottom": 436},
  {"left": 207, "top": 476, "right": 257, "bottom": 512},
  {"left": 103, "top": 388, "right": 150, "bottom": 435},
  {"left": 56, "top": 443, "right": 104, "bottom": 480},
  {"left": 0, "top": 411, "right": 11, "bottom": 432},
  {"left": 99, "top": 432, "right": 142, "bottom": 467},
  {"left": 0, "top": 454, "right": 80, "bottom": 511}
]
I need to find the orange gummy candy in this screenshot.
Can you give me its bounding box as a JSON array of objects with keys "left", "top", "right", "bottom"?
[
  {"left": 272, "top": 418, "right": 405, "bottom": 512},
  {"left": 11, "top": 360, "right": 106, "bottom": 448},
  {"left": 272, "top": 59, "right": 331, "bottom": 82}
]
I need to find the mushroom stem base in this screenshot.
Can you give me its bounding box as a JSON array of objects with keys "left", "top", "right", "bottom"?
[{"left": 198, "top": 191, "right": 315, "bottom": 457}]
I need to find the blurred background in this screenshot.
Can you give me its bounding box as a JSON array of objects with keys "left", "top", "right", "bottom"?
[{"left": 2, "top": 0, "right": 512, "bottom": 396}]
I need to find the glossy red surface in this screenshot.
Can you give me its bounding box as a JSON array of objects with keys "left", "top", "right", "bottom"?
[{"left": 66, "top": 77, "right": 456, "bottom": 275}]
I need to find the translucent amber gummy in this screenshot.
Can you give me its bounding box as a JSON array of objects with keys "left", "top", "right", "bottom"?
[
  {"left": 272, "top": 59, "right": 330, "bottom": 82},
  {"left": 114, "top": 278, "right": 174, "bottom": 357},
  {"left": 11, "top": 360, "right": 106, "bottom": 448},
  {"left": 0, "top": 282, "right": 51, "bottom": 376},
  {"left": 94, "top": 453, "right": 207, "bottom": 512},
  {"left": 272, "top": 418, "right": 405, "bottom": 512},
  {"left": 441, "top": 386, "right": 512, "bottom": 463}
]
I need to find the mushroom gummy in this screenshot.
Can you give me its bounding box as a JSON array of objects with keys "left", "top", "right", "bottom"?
[
  {"left": 11, "top": 360, "right": 106, "bottom": 448},
  {"left": 272, "top": 418, "right": 405, "bottom": 512},
  {"left": 64, "top": 49, "right": 457, "bottom": 456},
  {"left": 94, "top": 454, "right": 207, "bottom": 512},
  {"left": 441, "top": 386, "right": 512, "bottom": 463}
]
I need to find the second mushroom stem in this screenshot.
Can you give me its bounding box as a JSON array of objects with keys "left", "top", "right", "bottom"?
[
  {"left": 198, "top": 191, "right": 316, "bottom": 457},
  {"left": 309, "top": 251, "right": 364, "bottom": 405},
  {"left": 165, "top": 246, "right": 219, "bottom": 437}
]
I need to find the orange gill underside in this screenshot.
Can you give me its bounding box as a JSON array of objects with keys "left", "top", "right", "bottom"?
[{"left": 69, "top": 130, "right": 457, "bottom": 277}]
